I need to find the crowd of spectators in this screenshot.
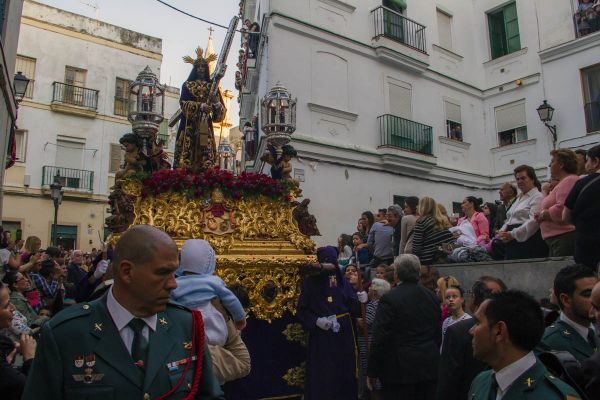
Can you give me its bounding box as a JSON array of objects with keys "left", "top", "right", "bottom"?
[
  {"left": 335, "top": 145, "right": 600, "bottom": 274},
  {"left": 300, "top": 247, "right": 600, "bottom": 400}
]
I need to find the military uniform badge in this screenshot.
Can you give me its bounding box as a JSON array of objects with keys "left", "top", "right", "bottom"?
[
  {"left": 73, "top": 367, "right": 104, "bottom": 384},
  {"left": 74, "top": 356, "right": 84, "bottom": 368}
]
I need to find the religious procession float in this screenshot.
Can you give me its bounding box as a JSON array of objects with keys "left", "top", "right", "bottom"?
[{"left": 105, "top": 16, "right": 316, "bottom": 400}]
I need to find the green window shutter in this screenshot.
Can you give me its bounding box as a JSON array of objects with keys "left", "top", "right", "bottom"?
[
  {"left": 503, "top": 2, "right": 521, "bottom": 54},
  {"left": 488, "top": 11, "right": 505, "bottom": 59}
]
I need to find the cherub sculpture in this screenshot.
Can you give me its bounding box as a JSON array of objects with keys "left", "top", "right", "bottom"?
[{"left": 115, "top": 133, "right": 145, "bottom": 180}]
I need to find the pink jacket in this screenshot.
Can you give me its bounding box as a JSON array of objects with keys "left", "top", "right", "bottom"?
[
  {"left": 540, "top": 175, "right": 577, "bottom": 240},
  {"left": 458, "top": 211, "right": 490, "bottom": 244}
]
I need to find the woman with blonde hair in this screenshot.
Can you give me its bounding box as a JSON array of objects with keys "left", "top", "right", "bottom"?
[{"left": 411, "top": 197, "right": 453, "bottom": 265}]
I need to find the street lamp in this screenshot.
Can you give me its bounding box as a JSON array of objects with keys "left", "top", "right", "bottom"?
[
  {"left": 50, "top": 174, "right": 64, "bottom": 246},
  {"left": 261, "top": 83, "right": 296, "bottom": 156},
  {"left": 537, "top": 100, "right": 557, "bottom": 149},
  {"left": 13, "top": 71, "right": 30, "bottom": 102}
]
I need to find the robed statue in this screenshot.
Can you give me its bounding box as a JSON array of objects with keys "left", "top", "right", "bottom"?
[{"left": 174, "top": 47, "right": 226, "bottom": 172}]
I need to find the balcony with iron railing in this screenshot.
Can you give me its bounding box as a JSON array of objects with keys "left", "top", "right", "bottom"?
[
  {"left": 42, "top": 166, "right": 94, "bottom": 192},
  {"left": 371, "top": 6, "right": 427, "bottom": 54},
  {"left": 50, "top": 82, "right": 99, "bottom": 118},
  {"left": 378, "top": 114, "right": 433, "bottom": 156},
  {"left": 585, "top": 101, "right": 600, "bottom": 133}
]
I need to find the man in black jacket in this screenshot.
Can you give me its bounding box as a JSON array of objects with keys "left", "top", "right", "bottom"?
[
  {"left": 436, "top": 278, "right": 504, "bottom": 400},
  {"left": 367, "top": 254, "right": 440, "bottom": 400}
]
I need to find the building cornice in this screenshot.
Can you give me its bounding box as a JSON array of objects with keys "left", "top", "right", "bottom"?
[
  {"left": 288, "top": 133, "right": 539, "bottom": 190},
  {"left": 21, "top": 16, "right": 163, "bottom": 61},
  {"left": 21, "top": 99, "right": 133, "bottom": 125},
  {"left": 539, "top": 32, "right": 600, "bottom": 63}
]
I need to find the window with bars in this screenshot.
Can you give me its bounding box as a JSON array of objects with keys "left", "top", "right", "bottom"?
[
  {"left": 487, "top": 2, "right": 521, "bottom": 59},
  {"left": 114, "top": 77, "right": 131, "bottom": 116},
  {"left": 15, "top": 55, "right": 36, "bottom": 99},
  {"left": 495, "top": 100, "right": 527, "bottom": 147}
]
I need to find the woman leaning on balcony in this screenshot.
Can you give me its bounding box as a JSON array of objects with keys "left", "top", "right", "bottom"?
[{"left": 535, "top": 150, "right": 578, "bottom": 257}]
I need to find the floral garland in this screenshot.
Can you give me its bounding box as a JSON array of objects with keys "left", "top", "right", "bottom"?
[{"left": 132, "top": 168, "right": 295, "bottom": 201}]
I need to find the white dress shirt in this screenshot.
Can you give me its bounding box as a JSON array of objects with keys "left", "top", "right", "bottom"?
[
  {"left": 560, "top": 312, "right": 595, "bottom": 342},
  {"left": 492, "top": 351, "right": 537, "bottom": 399},
  {"left": 106, "top": 286, "right": 157, "bottom": 355},
  {"left": 501, "top": 187, "right": 543, "bottom": 242}
]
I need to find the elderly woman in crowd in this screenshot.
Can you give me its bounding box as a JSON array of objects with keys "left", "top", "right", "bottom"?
[
  {"left": 492, "top": 165, "right": 548, "bottom": 260},
  {"left": 400, "top": 196, "right": 419, "bottom": 254},
  {"left": 564, "top": 144, "right": 600, "bottom": 270},
  {"left": 536, "top": 149, "right": 578, "bottom": 257},
  {"left": 411, "top": 197, "right": 453, "bottom": 265},
  {"left": 2, "top": 272, "right": 48, "bottom": 330}
]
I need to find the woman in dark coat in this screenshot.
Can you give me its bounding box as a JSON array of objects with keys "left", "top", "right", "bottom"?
[{"left": 296, "top": 246, "right": 360, "bottom": 400}]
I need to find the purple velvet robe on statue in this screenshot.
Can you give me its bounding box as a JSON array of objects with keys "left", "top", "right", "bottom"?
[{"left": 296, "top": 247, "right": 359, "bottom": 400}]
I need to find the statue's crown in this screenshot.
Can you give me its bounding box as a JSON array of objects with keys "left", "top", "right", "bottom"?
[{"left": 183, "top": 46, "right": 217, "bottom": 65}]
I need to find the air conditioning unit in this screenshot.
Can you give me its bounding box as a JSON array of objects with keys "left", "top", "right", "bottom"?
[{"left": 23, "top": 174, "right": 31, "bottom": 187}]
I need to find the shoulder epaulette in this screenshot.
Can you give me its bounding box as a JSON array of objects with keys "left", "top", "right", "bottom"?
[
  {"left": 545, "top": 373, "right": 581, "bottom": 399},
  {"left": 49, "top": 302, "right": 93, "bottom": 328},
  {"left": 167, "top": 300, "right": 192, "bottom": 312}
]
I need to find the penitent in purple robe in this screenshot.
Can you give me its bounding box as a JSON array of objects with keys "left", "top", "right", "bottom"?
[{"left": 296, "top": 269, "right": 359, "bottom": 400}]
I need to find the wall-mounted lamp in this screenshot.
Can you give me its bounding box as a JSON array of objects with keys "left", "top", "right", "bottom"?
[{"left": 536, "top": 100, "right": 557, "bottom": 149}]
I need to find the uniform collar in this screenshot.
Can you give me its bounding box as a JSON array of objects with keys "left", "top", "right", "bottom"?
[
  {"left": 494, "top": 351, "right": 537, "bottom": 396},
  {"left": 107, "top": 286, "right": 157, "bottom": 332},
  {"left": 560, "top": 312, "right": 593, "bottom": 341}
]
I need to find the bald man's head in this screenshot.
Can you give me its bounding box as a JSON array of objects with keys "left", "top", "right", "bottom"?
[
  {"left": 111, "top": 225, "right": 179, "bottom": 317},
  {"left": 112, "top": 225, "right": 177, "bottom": 269}
]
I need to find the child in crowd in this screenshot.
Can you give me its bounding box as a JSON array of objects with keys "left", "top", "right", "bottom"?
[
  {"left": 337, "top": 234, "right": 354, "bottom": 268},
  {"left": 436, "top": 276, "right": 460, "bottom": 324},
  {"left": 352, "top": 232, "right": 371, "bottom": 267},
  {"left": 374, "top": 264, "right": 387, "bottom": 280},
  {"left": 171, "top": 239, "right": 247, "bottom": 346},
  {"left": 357, "top": 278, "right": 390, "bottom": 400},
  {"left": 440, "top": 285, "right": 471, "bottom": 351}
]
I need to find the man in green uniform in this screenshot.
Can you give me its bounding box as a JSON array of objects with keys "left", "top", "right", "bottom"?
[
  {"left": 469, "top": 290, "right": 580, "bottom": 400},
  {"left": 538, "top": 264, "right": 599, "bottom": 362},
  {"left": 23, "top": 225, "right": 224, "bottom": 399}
]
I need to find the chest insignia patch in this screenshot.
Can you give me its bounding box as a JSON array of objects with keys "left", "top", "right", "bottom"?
[
  {"left": 74, "top": 356, "right": 84, "bottom": 368},
  {"left": 73, "top": 368, "right": 104, "bottom": 384}
]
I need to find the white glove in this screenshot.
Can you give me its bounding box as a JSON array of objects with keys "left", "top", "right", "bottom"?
[
  {"left": 316, "top": 317, "right": 332, "bottom": 331},
  {"left": 357, "top": 291, "right": 368, "bottom": 304},
  {"left": 93, "top": 260, "right": 109, "bottom": 279},
  {"left": 327, "top": 315, "right": 340, "bottom": 333}
]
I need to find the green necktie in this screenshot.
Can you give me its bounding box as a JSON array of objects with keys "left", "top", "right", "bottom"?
[
  {"left": 128, "top": 318, "right": 149, "bottom": 370},
  {"left": 489, "top": 374, "right": 499, "bottom": 400},
  {"left": 588, "top": 328, "right": 598, "bottom": 352}
]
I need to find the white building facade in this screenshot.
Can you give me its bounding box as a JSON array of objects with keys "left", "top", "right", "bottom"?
[
  {"left": 0, "top": 0, "right": 24, "bottom": 220},
  {"left": 2, "top": 0, "right": 180, "bottom": 249},
  {"left": 239, "top": 0, "right": 600, "bottom": 245}
]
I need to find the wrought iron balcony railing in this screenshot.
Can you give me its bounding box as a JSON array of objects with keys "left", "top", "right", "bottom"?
[
  {"left": 378, "top": 114, "right": 433, "bottom": 155},
  {"left": 584, "top": 101, "right": 600, "bottom": 133},
  {"left": 42, "top": 166, "right": 94, "bottom": 192},
  {"left": 52, "top": 82, "right": 99, "bottom": 110},
  {"left": 372, "top": 6, "right": 427, "bottom": 53}
]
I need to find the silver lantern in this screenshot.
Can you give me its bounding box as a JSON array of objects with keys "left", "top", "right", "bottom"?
[
  {"left": 260, "top": 83, "right": 296, "bottom": 154},
  {"left": 128, "top": 66, "right": 165, "bottom": 156}
]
